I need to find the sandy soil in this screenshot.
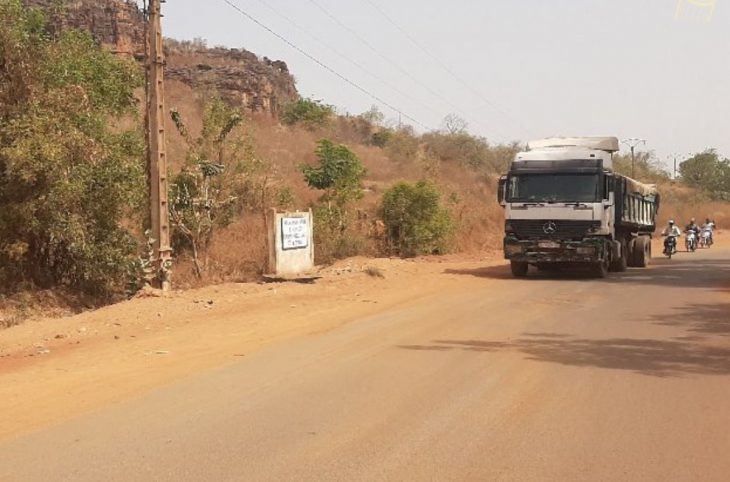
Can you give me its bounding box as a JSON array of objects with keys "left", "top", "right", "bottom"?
[{"left": 0, "top": 252, "right": 503, "bottom": 439}]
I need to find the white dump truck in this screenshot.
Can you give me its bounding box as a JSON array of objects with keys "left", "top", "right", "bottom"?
[{"left": 498, "top": 137, "right": 660, "bottom": 277}]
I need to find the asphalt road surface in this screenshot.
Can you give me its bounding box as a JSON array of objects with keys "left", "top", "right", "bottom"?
[{"left": 2, "top": 248, "right": 729, "bottom": 481}]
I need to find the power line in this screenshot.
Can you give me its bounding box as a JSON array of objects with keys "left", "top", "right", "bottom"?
[
  {"left": 248, "top": 0, "right": 439, "bottom": 119},
  {"left": 306, "top": 0, "right": 509, "bottom": 140},
  {"left": 220, "top": 0, "right": 431, "bottom": 130},
  {"left": 362, "top": 0, "right": 533, "bottom": 137}
]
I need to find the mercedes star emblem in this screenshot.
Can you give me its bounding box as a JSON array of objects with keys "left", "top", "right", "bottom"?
[{"left": 543, "top": 221, "right": 557, "bottom": 235}]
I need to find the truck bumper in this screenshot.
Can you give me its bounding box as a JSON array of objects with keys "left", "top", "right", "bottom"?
[{"left": 503, "top": 237, "right": 607, "bottom": 264}]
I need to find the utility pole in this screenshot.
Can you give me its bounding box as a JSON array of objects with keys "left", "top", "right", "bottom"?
[
  {"left": 146, "top": 0, "right": 172, "bottom": 290},
  {"left": 668, "top": 152, "right": 689, "bottom": 180},
  {"left": 621, "top": 138, "right": 646, "bottom": 178}
]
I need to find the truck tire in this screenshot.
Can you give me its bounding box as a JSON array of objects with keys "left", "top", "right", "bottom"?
[
  {"left": 591, "top": 260, "right": 609, "bottom": 278},
  {"left": 626, "top": 238, "right": 637, "bottom": 267},
  {"left": 609, "top": 240, "right": 628, "bottom": 272},
  {"left": 510, "top": 261, "right": 529, "bottom": 278},
  {"left": 634, "top": 236, "right": 651, "bottom": 268}
]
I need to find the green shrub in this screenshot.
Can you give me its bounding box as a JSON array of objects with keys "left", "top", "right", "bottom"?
[
  {"left": 379, "top": 181, "right": 454, "bottom": 257},
  {"left": 281, "top": 98, "right": 334, "bottom": 130}
]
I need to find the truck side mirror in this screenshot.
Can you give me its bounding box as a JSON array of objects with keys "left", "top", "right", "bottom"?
[{"left": 497, "top": 176, "right": 507, "bottom": 207}]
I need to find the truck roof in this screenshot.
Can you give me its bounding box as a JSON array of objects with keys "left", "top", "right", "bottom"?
[{"left": 527, "top": 137, "right": 619, "bottom": 153}]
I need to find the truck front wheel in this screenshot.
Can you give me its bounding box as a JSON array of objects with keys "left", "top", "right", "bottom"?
[
  {"left": 609, "top": 240, "right": 628, "bottom": 272},
  {"left": 510, "top": 261, "right": 529, "bottom": 278},
  {"left": 591, "top": 259, "right": 609, "bottom": 278}
]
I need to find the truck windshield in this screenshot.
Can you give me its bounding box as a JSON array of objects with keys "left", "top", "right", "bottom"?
[{"left": 508, "top": 173, "right": 600, "bottom": 203}]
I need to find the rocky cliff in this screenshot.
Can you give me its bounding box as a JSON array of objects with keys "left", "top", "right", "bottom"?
[{"left": 22, "top": 0, "right": 299, "bottom": 114}]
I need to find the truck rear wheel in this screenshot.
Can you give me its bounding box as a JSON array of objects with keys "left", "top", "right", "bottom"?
[
  {"left": 510, "top": 261, "right": 529, "bottom": 278},
  {"left": 633, "top": 236, "right": 651, "bottom": 268}
]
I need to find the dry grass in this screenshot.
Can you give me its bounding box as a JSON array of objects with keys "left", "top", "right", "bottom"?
[
  {"left": 657, "top": 181, "right": 730, "bottom": 228},
  {"left": 364, "top": 266, "right": 385, "bottom": 279},
  {"left": 0, "top": 289, "right": 99, "bottom": 328}
]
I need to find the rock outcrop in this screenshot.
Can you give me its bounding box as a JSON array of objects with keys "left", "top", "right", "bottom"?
[
  {"left": 21, "top": 0, "right": 299, "bottom": 114},
  {"left": 22, "top": 0, "right": 145, "bottom": 56}
]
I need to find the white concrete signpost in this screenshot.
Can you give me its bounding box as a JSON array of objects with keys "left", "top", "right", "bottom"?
[{"left": 267, "top": 209, "right": 315, "bottom": 277}]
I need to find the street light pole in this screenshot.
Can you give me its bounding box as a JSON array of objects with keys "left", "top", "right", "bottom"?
[
  {"left": 668, "top": 152, "right": 691, "bottom": 180},
  {"left": 621, "top": 138, "right": 646, "bottom": 178}
]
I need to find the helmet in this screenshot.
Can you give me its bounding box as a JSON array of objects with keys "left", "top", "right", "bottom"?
[{"left": 669, "top": 219, "right": 675, "bottom": 225}]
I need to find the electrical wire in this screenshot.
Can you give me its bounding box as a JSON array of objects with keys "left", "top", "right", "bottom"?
[
  {"left": 362, "top": 0, "right": 533, "bottom": 138},
  {"left": 220, "top": 0, "right": 431, "bottom": 130},
  {"left": 248, "top": 0, "right": 439, "bottom": 119},
  {"left": 306, "top": 0, "right": 509, "bottom": 140}
]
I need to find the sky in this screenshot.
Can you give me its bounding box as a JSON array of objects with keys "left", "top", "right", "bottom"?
[{"left": 149, "top": 0, "right": 729, "bottom": 172}]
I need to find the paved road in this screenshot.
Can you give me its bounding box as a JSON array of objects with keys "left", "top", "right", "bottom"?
[{"left": 2, "top": 248, "right": 729, "bottom": 481}]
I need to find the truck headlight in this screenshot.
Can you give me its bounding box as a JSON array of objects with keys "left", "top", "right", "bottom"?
[{"left": 576, "top": 247, "right": 596, "bottom": 255}]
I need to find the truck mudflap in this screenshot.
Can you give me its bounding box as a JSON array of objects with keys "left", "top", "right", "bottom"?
[{"left": 503, "top": 237, "right": 610, "bottom": 263}]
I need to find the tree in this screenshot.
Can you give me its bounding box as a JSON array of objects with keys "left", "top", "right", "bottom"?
[
  {"left": 301, "top": 139, "right": 366, "bottom": 260},
  {"left": 169, "top": 96, "right": 261, "bottom": 279},
  {"left": 302, "top": 139, "right": 367, "bottom": 209},
  {"left": 0, "top": 2, "right": 144, "bottom": 296},
  {"left": 442, "top": 114, "right": 468, "bottom": 135},
  {"left": 679, "top": 150, "right": 730, "bottom": 198},
  {"left": 379, "top": 180, "right": 454, "bottom": 256}
]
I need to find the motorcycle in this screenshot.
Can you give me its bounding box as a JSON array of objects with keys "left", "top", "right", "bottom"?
[
  {"left": 699, "top": 229, "right": 713, "bottom": 248},
  {"left": 685, "top": 230, "right": 698, "bottom": 252},
  {"left": 663, "top": 235, "right": 678, "bottom": 258}
]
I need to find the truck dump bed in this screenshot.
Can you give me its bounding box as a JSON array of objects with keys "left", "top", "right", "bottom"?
[{"left": 615, "top": 175, "right": 659, "bottom": 232}]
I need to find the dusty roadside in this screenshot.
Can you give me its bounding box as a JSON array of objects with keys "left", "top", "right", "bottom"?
[
  {"left": 2, "top": 234, "right": 725, "bottom": 442},
  {"left": 0, "top": 252, "right": 505, "bottom": 440}
]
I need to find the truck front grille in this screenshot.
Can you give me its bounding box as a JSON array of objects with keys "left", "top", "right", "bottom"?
[{"left": 507, "top": 220, "right": 600, "bottom": 240}]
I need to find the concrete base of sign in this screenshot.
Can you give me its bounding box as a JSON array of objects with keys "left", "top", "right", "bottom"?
[
  {"left": 261, "top": 273, "right": 321, "bottom": 284},
  {"left": 267, "top": 209, "right": 315, "bottom": 277}
]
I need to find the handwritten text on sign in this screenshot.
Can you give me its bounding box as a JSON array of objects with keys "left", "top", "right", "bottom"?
[{"left": 281, "top": 217, "right": 309, "bottom": 250}]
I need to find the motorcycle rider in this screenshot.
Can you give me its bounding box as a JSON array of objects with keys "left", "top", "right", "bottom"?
[
  {"left": 685, "top": 218, "right": 700, "bottom": 251},
  {"left": 685, "top": 218, "right": 700, "bottom": 234},
  {"left": 701, "top": 218, "right": 715, "bottom": 245},
  {"left": 662, "top": 219, "right": 681, "bottom": 254}
]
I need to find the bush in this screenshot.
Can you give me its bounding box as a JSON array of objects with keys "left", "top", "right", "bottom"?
[
  {"left": 281, "top": 98, "right": 334, "bottom": 130},
  {"left": 0, "top": 2, "right": 144, "bottom": 297},
  {"left": 379, "top": 181, "right": 454, "bottom": 256},
  {"left": 384, "top": 126, "right": 420, "bottom": 163},
  {"left": 422, "top": 130, "right": 491, "bottom": 169}
]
